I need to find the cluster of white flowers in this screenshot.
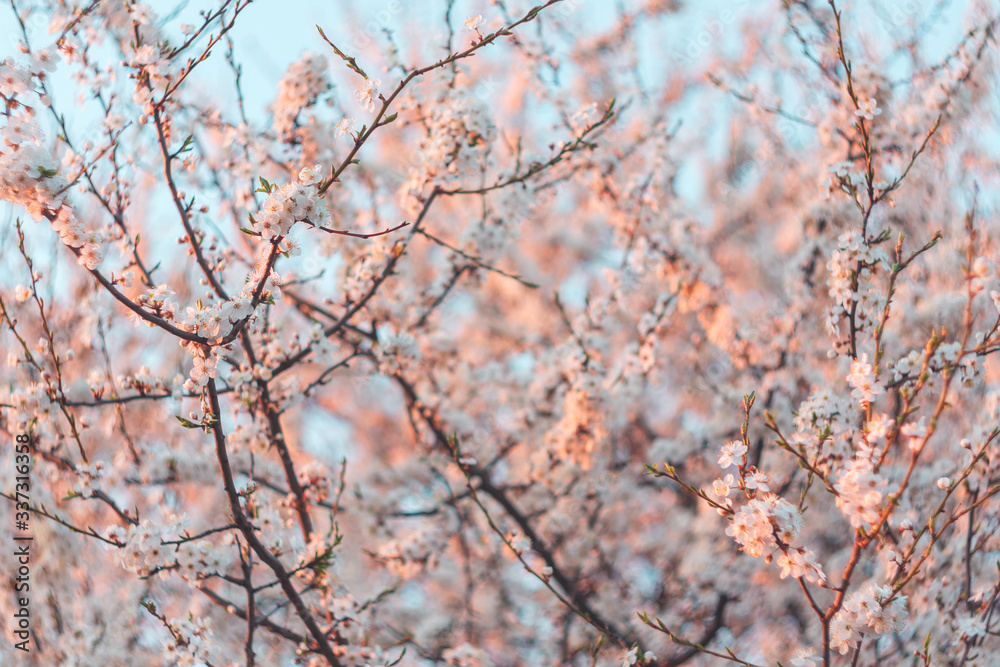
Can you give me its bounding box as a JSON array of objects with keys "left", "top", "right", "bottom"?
[
  {"left": 1, "top": 59, "right": 36, "bottom": 97},
  {"left": 226, "top": 421, "right": 269, "bottom": 452},
  {"left": 164, "top": 614, "right": 217, "bottom": 667},
  {"left": 1, "top": 61, "right": 104, "bottom": 268},
  {"left": 0, "top": 108, "right": 62, "bottom": 216},
  {"left": 899, "top": 416, "right": 929, "bottom": 452},
  {"left": 891, "top": 341, "right": 979, "bottom": 387},
  {"left": 374, "top": 325, "right": 419, "bottom": 376},
  {"left": 173, "top": 539, "right": 231, "bottom": 581},
  {"left": 126, "top": 42, "right": 174, "bottom": 104},
  {"left": 52, "top": 206, "right": 105, "bottom": 269},
  {"left": 890, "top": 348, "right": 923, "bottom": 383},
  {"left": 618, "top": 646, "right": 656, "bottom": 666},
  {"left": 252, "top": 167, "right": 333, "bottom": 240},
  {"left": 253, "top": 505, "right": 288, "bottom": 555},
  {"left": 954, "top": 615, "right": 987, "bottom": 642},
  {"left": 182, "top": 348, "right": 221, "bottom": 393},
  {"left": 72, "top": 461, "right": 109, "bottom": 498},
  {"left": 306, "top": 322, "right": 338, "bottom": 365},
  {"left": 725, "top": 495, "right": 802, "bottom": 557},
  {"left": 826, "top": 231, "right": 886, "bottom": 341},
  {"left": 86, "top": 370, "right": 110, "bottom": 398},
  {"left": 297, "top": 461, "right": 333, "bottom": 507},
  {"left": 917, "top": 38, "right": 981, "bottom": 121},
  {"left": 442, "top": 643, "right": 496, "bottom": 667},
  {"left": 827, "top": 160, "right": 866, "bottom": 190},
  {"left": 775, "top": 548, "right": 826, "bottom": 583},
  {"left": 714, "top": 441, "right": 826, "bottom": 583},
  {"left": 400, "top": 98, "right": 496, "bottom": 206},
  {"left": 834, "top": 443, "right": 886, "bottom": 528},
  {"left": 272, "top": 53, "right": 329, "bottom": 138},
  {"left": 830, "top": 583, "right": 908, "bottom": 654},
  {"left": 376, "top": 525, "right": 445, "bottom": 579},
  {"left": 846, "top": 353, "right": 883, "bottom": 405},
  {"left": 5, "top": 381, "right": 53, "bottom": 431},
  {"left": 788, "top": 388, "right": 854, "bottom": 460},
  {"left": 5, "top": 1, "right": 1000, "bottom": 664},
  {"left": 334, "top": 116, "right": 355, "bottom": 137},
  {"left": 105, "top": 518, "right": 178, "bottom": 575},
  {"left": 179, "top": 294, "right": 254, "bottom": 342},
  {"left": 863, "top": 413, "right": 894, "bottom": 447}
]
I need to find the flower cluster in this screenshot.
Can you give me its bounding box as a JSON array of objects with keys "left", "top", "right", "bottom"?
[
  {"left": 834, "top": 443, "right": 886, "bottom": 528},
  {"left": 180, "top": 294, "right": 254, "bottom": 341},
  {"left": 892, "top": 341, "right": 980, "bottom": 388},
  {"left": 1, "top": 61, "right": 104, "bottom": 267},
  {"left": 826, "top": 231, "right": 887, "bottom": 344},
  {"left": 846, "top": 353, "right": 883, "bottom": 405},
  {"left": 443, "top": 643, "right": 496, "bottom": 667},
  {"left": 251, "top": 169, "right": 333, "bottom": 240},
  {"left": 830, "top": 583, "right": 908, "bottom": 654},
  {"left": 375, "top": 326, "right": 419, "bottom": 376},
  {"left": 375, "top": 525, "right": 446, "bottom": 579},
  {"left": 227, "top": 421, "right": 269, "bottom": 453},
  {"left": 725, "top": 495, "right": 801, "bottom": 557},
  {"left": 272, "top": 52, "right": 330, "bottom": 138},
  {"left": 164, "top": 614, "right": 217, "bottom": 667},
  {"left": 105, "top": 519, "right": 177, "bottom": 576},
  {"left": 400, "top": 98, "right": 496, "bottom": 206},
  {"left": 715, "top": 441, "right": 826, "bottom": 583}
]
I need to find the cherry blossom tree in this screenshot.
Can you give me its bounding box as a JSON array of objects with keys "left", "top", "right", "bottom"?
[{"left": 1, "top": 0, "right": 999, "bottom": 665}]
